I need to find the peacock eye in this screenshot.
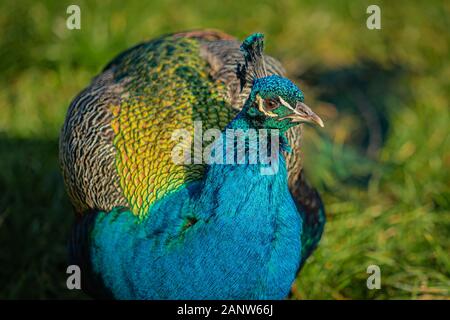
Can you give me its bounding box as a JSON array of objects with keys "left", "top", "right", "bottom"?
[{"left": 264, "top": 99, "right": 279, "bottom": 111}]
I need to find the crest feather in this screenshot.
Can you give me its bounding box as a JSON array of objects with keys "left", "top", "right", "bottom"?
[{"left": 237, "top": 33, "right": 268, "bottom": 90}]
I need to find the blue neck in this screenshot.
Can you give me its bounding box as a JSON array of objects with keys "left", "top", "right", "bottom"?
[{"left": 194, "top": 147, "right": 287, "bottom": 219}]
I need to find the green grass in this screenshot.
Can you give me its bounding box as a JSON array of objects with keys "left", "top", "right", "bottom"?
[{"left": 0, "top": 0, "right": 449, "bottom": 299}]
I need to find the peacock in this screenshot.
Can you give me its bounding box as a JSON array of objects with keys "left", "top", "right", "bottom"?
[{"left": 59, "top": 30, "right": 325, "bottom": 299}]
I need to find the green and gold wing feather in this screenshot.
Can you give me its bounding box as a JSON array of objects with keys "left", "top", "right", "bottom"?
[{"left": 108, "top": 35, "right": 236, "bottom": 217}]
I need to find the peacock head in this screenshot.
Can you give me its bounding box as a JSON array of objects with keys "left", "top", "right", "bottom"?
[{"left": 238, "top": 33, "right": 323, "bottom": 131}]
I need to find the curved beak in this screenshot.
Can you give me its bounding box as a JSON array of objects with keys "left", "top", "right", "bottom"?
[
  {"left": 278, "top": 97, "right": 324, "bottom": 127},
  {"left": 292, "top": 101, "right": 324, "bottom": 127}
]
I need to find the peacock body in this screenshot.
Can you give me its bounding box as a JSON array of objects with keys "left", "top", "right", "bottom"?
[{"left": 60, "top": 30, "right": 325, "bottom": 299}]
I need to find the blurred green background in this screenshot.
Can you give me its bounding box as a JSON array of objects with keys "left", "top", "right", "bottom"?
[{"left": 0, "top": 0, "right": 449, "bottom": 299}]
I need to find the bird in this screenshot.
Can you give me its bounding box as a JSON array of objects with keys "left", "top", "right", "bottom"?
[{"left": 59, "top": 30, "right": 326, "bottom": 299}]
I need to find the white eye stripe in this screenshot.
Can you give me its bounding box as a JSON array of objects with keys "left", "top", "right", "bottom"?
[{"left": 278, "top": 96, "right": 296, "bottom": 111}]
